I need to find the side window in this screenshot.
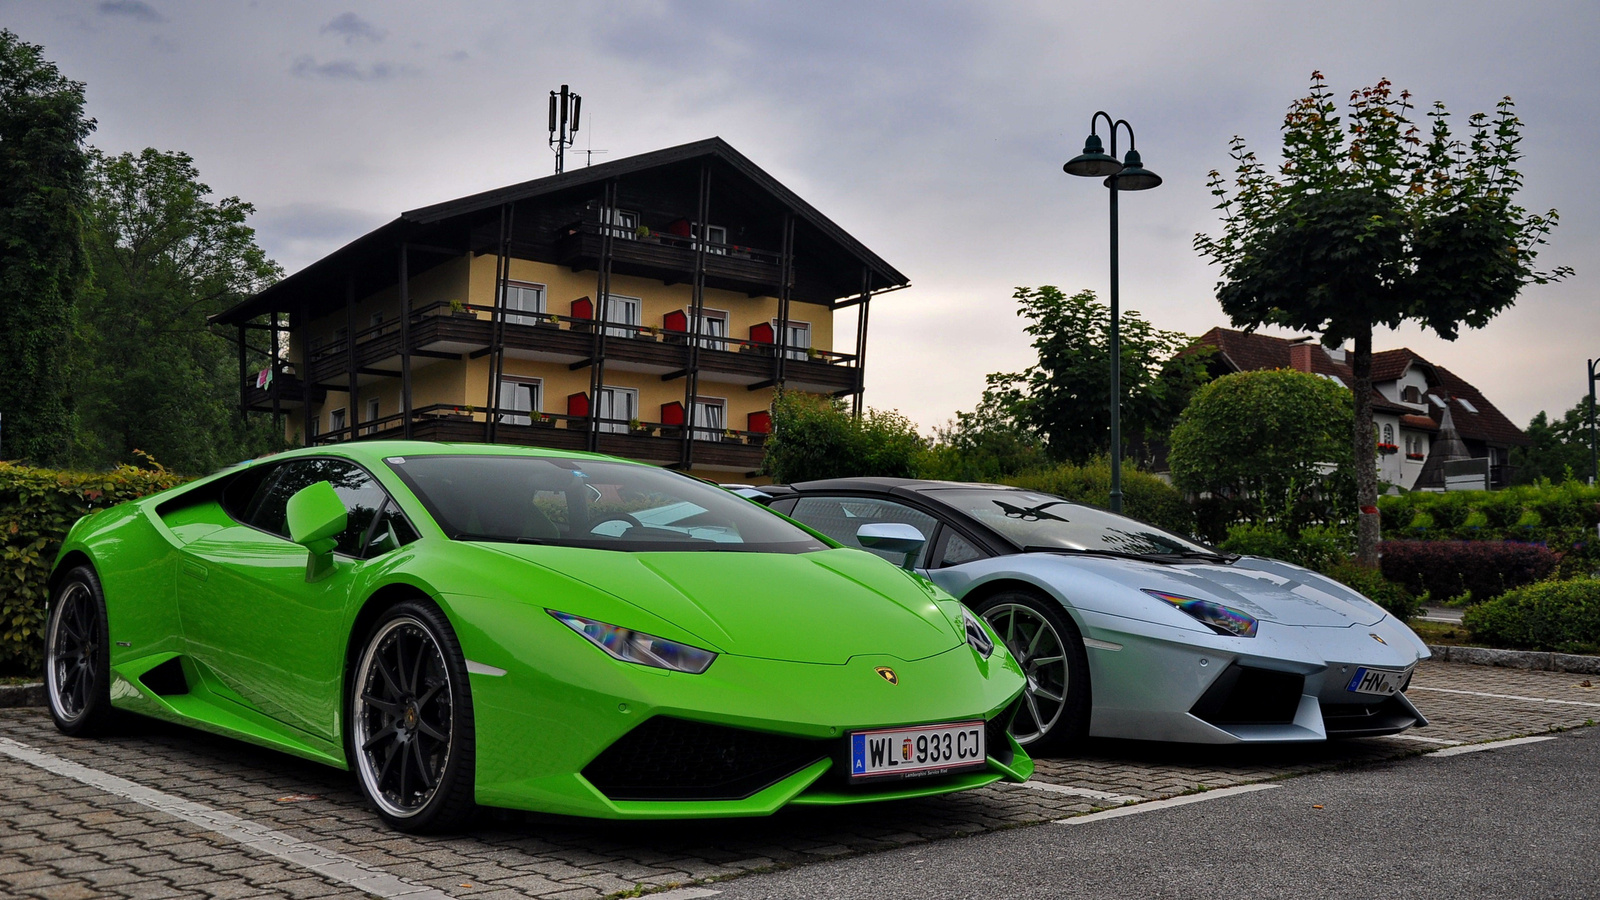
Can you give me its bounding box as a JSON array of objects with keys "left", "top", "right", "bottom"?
[
  {"left": 221, "top": 462, "right": 284, "bottom": 524},
  {"left": 936, "top": 529, "right": 987, "bottom": 568},
  {"left": 789, "top": 496, "right": 937, "bottom": 567},
  {"left": 249, "top": 459, "right": 389, "bottom": 557},
  {"left": 362, "top": 500, "right": 420, "bottom": 559},
  {"left": 766, "top": 498, "right": 798, "bottom": 516}
]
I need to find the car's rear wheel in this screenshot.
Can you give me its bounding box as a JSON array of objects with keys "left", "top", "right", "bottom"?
[
  {"left": 46, "top": 566, "right": 116, "bottom": 737},
  {"left": 349, "top": 599, "right": 475, "bottom": 832},
  {"left": 973, "top": 590, "right": 1090, "bottom": 755}
]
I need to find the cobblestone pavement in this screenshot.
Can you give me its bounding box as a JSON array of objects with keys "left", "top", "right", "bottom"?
[{"left": 1, "top": 660, "right": 1596, "bottom": 900}]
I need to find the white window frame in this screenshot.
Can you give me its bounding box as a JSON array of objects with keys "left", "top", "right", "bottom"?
[
  {"left": 364, "top": 397, "right": 380, "bottom": 436},
  {"left": 774, "top": 319, "right": 811, "bottom": 361},
  {"left": 502, "top": 281, "right": 546, "bottom": 327},
  {"left": 496, "top": 377, "right": 542, "bottom": 426},
  {"left": 691, "top": 396, "right": 727, "bottom": 440},
  {"left": 600, "top": 207, "right": 639, "bottom": 240},
  {"left": 601, "top": 294, "right": 642, "bottom": 338},
  {"left": 596, "top": 386, "right": 639, "bottom": 434},
  {"left": 329, "top": 407, "right": 346, "bottom": 438},
  {"left": 693, "top": 223, "right": 728, "bottom": 255},
  {"left": 692, "top": 308, "right": 729, "bottom": 351}
]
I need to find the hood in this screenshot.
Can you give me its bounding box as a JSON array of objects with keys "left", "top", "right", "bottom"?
[
  {"left": 478, "top": 545, "right": 963, "bottom": 664},
  {"left": 1146, "top": 557, "right": 1388, "bottom": 628}
]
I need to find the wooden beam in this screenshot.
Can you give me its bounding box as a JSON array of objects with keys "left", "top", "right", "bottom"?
[
  {"left": 357, "top": 368, "right": 402, "bottom": 377},
  {"left": 410, "top": 349, "right": 460, "bottom": 360},
  {"left": 568, "top": 358, "right": 594, "bottom": 371},
  {"left": 660, "top": 368, "right": 689, "bottom": 382},
  {"left": 399, "top": 242, "right": 414, "bottom": 439}
]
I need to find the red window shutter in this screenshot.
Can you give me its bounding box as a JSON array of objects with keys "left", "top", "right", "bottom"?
[
  {"left": 747, "top": 411, "right": 772, "bottom": 434},
  {"left": 571, "top": 297, "right": 593, "bottom": 319},
  {"left": 749, "top": 322, "right": 775, "bottom": 344},
  {"left": 664, "top": 309, "right": 688, "bottom": 332},
  {"left": 660, "top": 401, "right": 684, "bottom": 426},
  {"left": 567, "top": 392, "right": 590, "bottom": 417}
]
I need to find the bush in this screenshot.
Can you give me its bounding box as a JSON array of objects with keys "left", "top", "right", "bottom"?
[
  {"left": 1378, "top": 539, "right": 1558, "bottom": 605},
  {"left": 1464, "top": 579, "right": 1600, "bottom": 654},
  {"left": 1323, "top": 561, "right": 1421, "bottom": 622},
  {"left": 0, "top": 459, "right": 187, "bottom": 673},
  {"left": 1003, "top": 459, "right": 1194, "bottom": 536},
  {"left": 762, "top": 393, "right": 926, "bottom": 483},
  {"left": 1379, "top": 481, "right": 1600, "bottom": 578},
  {"left": 1219, "top": 522, "right": 1353, "bottom": 573}
]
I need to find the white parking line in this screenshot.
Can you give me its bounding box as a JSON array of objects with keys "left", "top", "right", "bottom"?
[
  {"left": 1410, "top": 686, "right": 1600, "bottom": 709},
  {"left": 1014, "top": 781, "right": 1142, "bottom": 804},
  {"left": 649, "top": 890, "right": 721, "bottom": 899},
  {"left": 1056, "top": 783, "right": 1278, "bottom": 825},
  {"left": 1386, "top": 734, "right": 1462, "bottom": 746},
  {"left": 0, "top": 736, "right": 455, "bottom": 900},
  {"left": 1425, "top": 735, "right": 1557, "bottom": 757}
]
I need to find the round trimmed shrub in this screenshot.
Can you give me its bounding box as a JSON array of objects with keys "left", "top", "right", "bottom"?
[{"left": 1463, "top": 579, "right": 1600, "bottom": 654}]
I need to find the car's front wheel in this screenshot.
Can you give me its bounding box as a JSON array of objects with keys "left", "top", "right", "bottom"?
[
  {"left": 973, "top": 589, "right": 1090, "bottom": 756},
  {"left": 349, "top": 599, "right": 476, "bottom": 832},
  {"left": 45, "top": 566, "right": 116, "bottom": 737}
]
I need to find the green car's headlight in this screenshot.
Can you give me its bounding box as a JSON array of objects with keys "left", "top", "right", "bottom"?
[
  {"left": 548, "top": 610, "right": 717, "bottom": 674},
  {"left": 961, "top": 607, "right": 995, "bottom": 659},
  {"left": 1143, "top": 590, "right": 1258, "bottom": 638}
]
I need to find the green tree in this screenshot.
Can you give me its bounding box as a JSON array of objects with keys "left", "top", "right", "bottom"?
[
  {"left": 762, "top": 392, "right": 926, "bottom": 483},
  {"left": 72, "top": 148, "right": 283, "bottom": 473},
  {"left": 1511, "top": 399, "right": 1592, "bottom": 484},
  {"left": 976, "top": 286, "right": 1210, "bottom": 467},
  {"left": 1195, "top": 72, "right": 1570, "bottom": 565},
  {"left": 0, "top": 30, "right": 93, "bottom": 464},
  {"left": 1168, "top": 369, "right": 1355, "bottom": 537},
  {"left": 918, "top": 402, "right": 1047, "bottom": 483}
]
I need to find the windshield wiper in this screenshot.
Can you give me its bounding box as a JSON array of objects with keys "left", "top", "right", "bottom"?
[{"left": 451, "top": 532, "right": 550, "bottom": 545}]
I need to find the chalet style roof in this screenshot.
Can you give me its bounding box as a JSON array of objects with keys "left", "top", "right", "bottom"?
[
  {"left": 1193, "top": 327, "right": 1528, "bottom": 447},
  {"left": 214, "top": 137, "right": 908, "bottom": 326}
]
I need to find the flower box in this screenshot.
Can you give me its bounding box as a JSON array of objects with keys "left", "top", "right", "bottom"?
[
  {"left": 1406, "top": 452, "right": 1424, "bottom": 461},
  {"left": 1377, "top": 443, "right": 1399, "bottom": 454}
]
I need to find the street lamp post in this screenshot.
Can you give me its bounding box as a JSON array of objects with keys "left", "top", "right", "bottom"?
[
  {"left": 1063, "top": 113, "right": 1162, "bottom": 514},
  {"left": 1588, "top": 357, "right": 1598, "bottom": 486}
]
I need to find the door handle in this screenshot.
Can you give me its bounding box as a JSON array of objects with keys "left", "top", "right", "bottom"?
[{"left": 182, "top": 560, "right": 208, "bottom": 582}]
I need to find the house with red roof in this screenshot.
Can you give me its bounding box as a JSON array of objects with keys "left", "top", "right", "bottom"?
[{"left": 1193, "top": 327, "right": 1529, "bottom": 490}]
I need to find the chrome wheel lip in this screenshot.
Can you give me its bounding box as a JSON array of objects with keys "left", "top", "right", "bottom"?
[
  {"left": 352, "top": 615, "right": 453, "bottom": 820},
  {"left": 46, "top": 581, "right": 96, "bottom": 724},
  {"left": 980, "top": 602, "right": 1068, "bottom": 746}
]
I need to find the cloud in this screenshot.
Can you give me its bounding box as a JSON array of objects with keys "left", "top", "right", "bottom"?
[
  {"left": 96, "top": 0, "right": 165, "bottom": 23},
  {"left": 290, "top": 56, "right": 417, "bottom": 82},
  {"left": 320, "top": 12, "right": 385, "bottom": 45}
]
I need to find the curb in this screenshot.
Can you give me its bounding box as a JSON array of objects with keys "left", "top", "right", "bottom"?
[
  {"left": 1428, "top": 644, "right": 1600, "bottom": 676},
  {"left": 0, "top": 683, "right": 46, "bottom": 708}
]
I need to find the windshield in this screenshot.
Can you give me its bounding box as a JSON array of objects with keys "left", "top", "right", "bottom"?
[
  {"left": 385, "top": 454, "right": 826, "bottom": 553},
  {"left": 926, "top": 488, "right": 1221, "bottom": 558}
]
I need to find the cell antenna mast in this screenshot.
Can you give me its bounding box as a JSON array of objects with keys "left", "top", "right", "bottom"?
[{"left": 548, "top": 84, "right": 582, "bottom": 174}]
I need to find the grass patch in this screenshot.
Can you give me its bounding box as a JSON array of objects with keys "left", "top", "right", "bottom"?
[
  {"left": 1409, "top": 619, "right": 1480, "bottom": 647},
  {"left": 0, "top": 674, "right": 40, "bottom": 686}
]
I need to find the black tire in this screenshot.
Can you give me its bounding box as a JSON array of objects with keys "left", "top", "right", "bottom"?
[
  {"left": 972, "top": 589, "right": 1090, "bottom": 756},
  {"left": 348, "top": 598, "right": 476, "bottom": 833},
  {"left": 45, "top": 566, "right": 116, "bottom": 737}
]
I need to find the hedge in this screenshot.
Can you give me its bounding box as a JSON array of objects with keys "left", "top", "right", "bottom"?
[
  {"left": 0, "top": 460, "right": 187, "bottom": 673},
  {"left": 1378, "top": 539, "right": 1557, "bottom": 605},
  {"left": 1004, "top": 459, "right": 1194, "bottom": 537},
  {"left": 1378, "top": 481, "right": 1600, "bottom": 578},
  {"left": 1219, "top": 524, "right": 1418, "bottom": 620},
  {"left": 1464, "top": 578, "right": 1600, "bottom": 654}
]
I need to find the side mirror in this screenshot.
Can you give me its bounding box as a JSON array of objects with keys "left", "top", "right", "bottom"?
[
  {"left": 287, "top": 481, "right": 346, "bottom": 581},
  {"left": 856, "top": 522, "right": 927, "bottom": 563}
]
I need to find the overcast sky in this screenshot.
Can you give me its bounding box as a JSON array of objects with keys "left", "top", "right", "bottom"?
[{"left": 6, "top": 0, "right": 1596, "bottom": 432}]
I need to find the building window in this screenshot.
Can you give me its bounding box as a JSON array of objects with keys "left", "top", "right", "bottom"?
[
  {"left": 776, "top": 320, "right": 811, "bottom": 361},
  {"left": 694, "top": 223, "right": 727, "bottom": 255},
  {"left": 369, "top": 311, "right": 384, "bottom": 330},
  {"left": 601, "top": 294, "right": 642, "bottom": 338},
  {"left": 1382, "top": 424, "right": 1394, "bottom": 445},
  {"left": 502, "top": 282, "right": 546, "bottom": 327},
  {"left": 1401, "top": 385, "right": 1422, "bottom": 404},
  {"left": 365, "top": 398, "right": 380, "bottom": 436},
  {"left": 596, "top": 386, "right": 639, "bottom": 433},
  {"left": 496, "top": 378, "right": 541, "bottom": 426},
  {"left": 692, "top": 309, "right": 728, "bottom": 351},
  {"left": 600, "top": 207, "right": 639, "bottom": 239},
  {"left": 691, "top": 397, "right": 726, "bottom": 440},
  {"left": 329, "top": 408, "right": 346, "bottom": 438}
]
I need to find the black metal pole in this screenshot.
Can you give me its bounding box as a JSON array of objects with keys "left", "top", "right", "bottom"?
[
  {"left": 1106, "top": 128, "right": 1123, "bottom": 514},
  {"left": 398, "top": 244, "right": 414, "bottom": 439},
  {"left": 1589, "top": 358, "right": 1597, "bottom": 486}
]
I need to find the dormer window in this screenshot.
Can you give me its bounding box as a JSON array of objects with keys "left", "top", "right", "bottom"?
[{"left": 1401, "top": 386, "right": 1422, "bottom": 404}]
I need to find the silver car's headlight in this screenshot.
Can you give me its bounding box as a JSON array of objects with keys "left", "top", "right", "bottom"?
[
  {"left": 548, "top": 610, "right": 717, "bottom": 674},
  {"left": 962, "top": 607, "right": 995, "bottom": 658},
  {"left": 1143, "top": 590, "right": 1259, "bottom": 638}
]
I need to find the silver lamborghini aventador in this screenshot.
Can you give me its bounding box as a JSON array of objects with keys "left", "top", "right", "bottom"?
[{"left": 762, "top": 478, "right": 1430, "bottom": 755}]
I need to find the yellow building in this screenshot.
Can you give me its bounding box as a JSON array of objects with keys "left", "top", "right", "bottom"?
[{"left": 213, "top": 139, "right": 909, "bottom": 480}]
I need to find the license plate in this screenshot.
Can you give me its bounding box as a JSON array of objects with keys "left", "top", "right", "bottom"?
[
  {"left": 1347, "top": 667, "right": 1406, "bottom": 697},
  {"left": 849, "top": 721, "right": 987, "bottom": 782}
]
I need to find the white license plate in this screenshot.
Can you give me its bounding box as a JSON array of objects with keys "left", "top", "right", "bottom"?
[
  {"left": 849, "top": 721, "right": 987, "bottom": 781},
  {"left": 1347, "top": 667, "right": 1406, "bottom": 697}
]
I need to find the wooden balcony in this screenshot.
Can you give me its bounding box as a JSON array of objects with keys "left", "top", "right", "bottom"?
[
  {"left": 242, "top": 372, "right": 321, "bottom": 412},
  {"left": 555, "top": 224, "right": 786, "bottom": 296}
]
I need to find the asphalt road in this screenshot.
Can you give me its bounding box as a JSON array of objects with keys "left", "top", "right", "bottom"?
[{"left": 712, "top": 728, "right": 1600, "bottom": 900}]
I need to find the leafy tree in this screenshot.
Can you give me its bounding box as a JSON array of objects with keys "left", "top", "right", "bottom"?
[
  {"left": 1004, "top": 458, "right": 1194, "bottom": 536},
  {"left": 918, "top": 403, "right": 1047, "bottom": 483},
  {"left": 1195, "top": 72, "right": 1571, "bottom": 565},
  {"left": 976, "top": 286, "right": 1210, "bottom": 467},
  {"left": 761, "top": 392, "right": 926, "bottom": 483},
  {"left": 72, "top": 148, "right": 283, "bottom": 473},
  {"left": 1511, "top": 398, "right": 1593, "bottom": 484},
  {"left": 1168, "top": 369, "right": 1355, "bottom": 537},
  {"left": 0, "top": 30, "right": 93, "bottom": 464}
]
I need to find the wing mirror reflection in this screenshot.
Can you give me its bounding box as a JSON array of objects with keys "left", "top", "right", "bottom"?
[
  {"left": 287, "top": 481, "right": 346, "bottom": 581},
  {"left": 855, "top": 522, "right": 927, "bottom": 564}
]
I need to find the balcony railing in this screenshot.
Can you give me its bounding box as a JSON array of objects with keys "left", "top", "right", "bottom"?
[{"left": 555, "top": 219, "right": 788, "bottom": 295}]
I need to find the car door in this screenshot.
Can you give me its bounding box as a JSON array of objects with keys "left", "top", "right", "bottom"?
[{"left": 177, "top": 458, "right": 394, "bottom": 741}]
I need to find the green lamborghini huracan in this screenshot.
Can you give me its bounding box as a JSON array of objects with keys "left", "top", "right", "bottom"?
[{"left": 45, "top": 442, "right": 1031, "bottom": 831}]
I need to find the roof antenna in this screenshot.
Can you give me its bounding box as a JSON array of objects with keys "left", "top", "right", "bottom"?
[
  {"left": 579, "top": 120, "right": 608, "bottom": 168},
  {"left": 548, "top": 84, "right": 581, "bottom": 174}
]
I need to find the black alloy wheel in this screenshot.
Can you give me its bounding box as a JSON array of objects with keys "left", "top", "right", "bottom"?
[
  {"left": 350, "top": 599, "right": 476, "bottom": 832},
  {"left": 973, "top": 589, "right": 1090, "bottom": 755},
  {"left": 46, "top": 566, "right": 115, "bottom": 736}
]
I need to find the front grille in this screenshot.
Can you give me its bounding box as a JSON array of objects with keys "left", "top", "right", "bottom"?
[
  {"left": 583, "top": 716, "right": 829, "bottom": 802},
  {"left": 1322, "top": 695, "right": 1423, "bottom": 737},
  {"left": 1190, "top": 663, "right": 1304, "bottom": 726}
]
